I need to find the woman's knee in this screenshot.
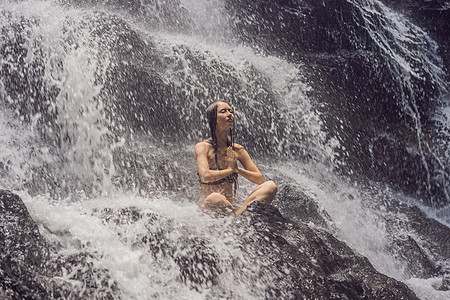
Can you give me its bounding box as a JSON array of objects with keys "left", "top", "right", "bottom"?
[
  {"left": 202, "top": 193, "right": 232, "bottom": 209},
  {"left": 264, "top": 180, "right": 278, "bottom": 195},
  {"left": 204, "top": 193, "right": 226, "bottom": 203}
]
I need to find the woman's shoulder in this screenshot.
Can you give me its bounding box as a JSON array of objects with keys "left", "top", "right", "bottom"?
[{"left": 195, "top": 139, "right": 213, "bottom": 152}]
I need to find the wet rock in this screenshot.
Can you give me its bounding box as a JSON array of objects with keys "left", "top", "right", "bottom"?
[
  {"left": 238, "top": 203, "right": 420, "bottom": 299},
  {"left": 437, "top": 276, "right": 450, "bottom": 291},
  {"left": 0, "top": 11, "right": 54, "bottom": 126},
  {"left": 0, "top": 190, "right": 51, "bottom": 299},
  {"left": 174, "top": 238, "right": 222, "bottom": 290},
  {"left": 382, "top": 197, "right": 450, "bottom": 278},
  {"left": 57, "top": 0, "right": 193, "bottom": 31},
  {"left": 97, "top": 206, "right": 222, "bottom": 290},
  {"left": 45, "top": 252, "right": 119, "bottom": 300},
  {"left": 365, "top": 136, "right": 446, "bottom": 204},
  {"left": 0, "top": 190, "right": 120, "bottom": 299},
  {"left": 0, "top": 190, "right": 425, "bottom": 298},
  {"left": 277, "top": 184, "right": 330, "bottom": 228},
  {"left": 225, "top": 0, "right": 449, "bottom": 207},
  {"left": 97, "top": 201, "right": 420, "bottom": 298},
  {"left": 391, "top": 235, "right": 439, "bottom": 278},
  {"left": 382, "top": 0, "right": 450, "bottom": 67}
]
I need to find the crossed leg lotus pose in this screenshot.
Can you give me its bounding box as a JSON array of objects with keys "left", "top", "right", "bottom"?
[{"left": 195, "top": 100, "right": 277, "bottom": 216}]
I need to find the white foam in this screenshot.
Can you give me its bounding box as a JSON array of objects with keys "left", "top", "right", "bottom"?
[{"left": 406, "top": 277, "right": 450, "bottom": 300}]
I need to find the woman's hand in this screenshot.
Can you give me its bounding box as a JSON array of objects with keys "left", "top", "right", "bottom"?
[{"left": 225, "top": 147, "right": 238, "bottom": 172}]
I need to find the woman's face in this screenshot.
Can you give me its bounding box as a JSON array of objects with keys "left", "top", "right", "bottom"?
[{"left": 216, "top": 101, "right": 234, "bottom": 130}]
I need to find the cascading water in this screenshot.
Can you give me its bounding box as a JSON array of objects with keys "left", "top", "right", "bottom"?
[
  {"left": 348, "top": 0, "right": 449, "bottom": 208},
  {"left": 1, "top": 0, "right": 449, "bottom": 299}
]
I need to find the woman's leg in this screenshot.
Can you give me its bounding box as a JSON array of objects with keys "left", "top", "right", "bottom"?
[
  {"left": 234, "top": 181, "right": 277, "bottom": 216},
  {"left": 199, "top": 192, "right": 234, "bottom": 211}
]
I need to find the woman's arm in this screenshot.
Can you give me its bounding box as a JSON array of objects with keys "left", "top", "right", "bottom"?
[
  {"left": 195, "top": 142, "right": 236, "bottom": 183},
  {"left": 236, "top": 147, "right": 264, "bottom": 185}
]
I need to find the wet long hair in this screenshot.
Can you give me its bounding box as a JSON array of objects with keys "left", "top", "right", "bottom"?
[
  {"left": 206, "top": 100, "right": 235, "bottom": 156},
  {"left": 206, "top": 100, "right": 238, "bottom": 198}
]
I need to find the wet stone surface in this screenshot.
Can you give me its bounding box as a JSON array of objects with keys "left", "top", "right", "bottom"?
[
  {"left": 1, "top": 189, "right": 421, "bottom": 299},
  {"left": 0, "top": 190, "right": 120, "bottom": 299}
]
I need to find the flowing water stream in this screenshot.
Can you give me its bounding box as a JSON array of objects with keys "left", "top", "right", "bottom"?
[{"left": 1, "top": 0, "right": 449, "bottom": 299}]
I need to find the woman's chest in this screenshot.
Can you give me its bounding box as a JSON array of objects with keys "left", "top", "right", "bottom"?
[{"left": 207, "top": 149, "right": 232, "bottom": 169}]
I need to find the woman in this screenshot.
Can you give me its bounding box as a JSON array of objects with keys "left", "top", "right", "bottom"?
[{"left": 195, "top": 100, "right": 277, "bottom": 216}]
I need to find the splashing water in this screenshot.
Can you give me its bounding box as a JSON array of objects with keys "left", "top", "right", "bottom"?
[
  {"left": 1, "top": 0, "right": 449, "bottom": 299},
  {"left": 348, "top": 0, "right": 449, "bottom": 204}
]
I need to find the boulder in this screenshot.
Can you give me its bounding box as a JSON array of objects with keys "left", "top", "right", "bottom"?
[{"left": 0, "top": 190, "right": 119, "bottom": 299}]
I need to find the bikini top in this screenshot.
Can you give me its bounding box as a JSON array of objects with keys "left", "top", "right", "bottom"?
[{"left": 198, "top": 139, "right": 238, "bottom": 186}]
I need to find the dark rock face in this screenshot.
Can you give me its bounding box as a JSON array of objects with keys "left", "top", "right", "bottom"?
[
  {"left": 1, "top": 190, "right": 421, "bottom": 298},
  {"left": 57, "top": 0, "right": 193, "bottom": 31},
  {"left": 276, "top": 180, "right": 450, "bottom": 281},
  {"left": 0, "top": 8, "right": 309, "bottom": 198},
  {"left": 225, "top": 0, "right": 372, "bottom": 57},
  {"left": 0, "top": 11, "right": 52, "bottom": 127},
  {"left": 383, "top": 196, "right": 450, "bottom": 279},
  {"left": 0, "top": 190, "right": 119, "bottom": 299},
  {"left": 0, "top": 190, "right": 51, "bottom": 299},
  {"left": 276, "top": 184, "right": 330, "bottom": 228},
  {"left": 2, "top": 1, "right": 447, "bottom": 206},
  {"left": 366, "top": 136, "right": 446, "bottom": 200},
  {"left": 224, "top": 0, "right": 449, "bottom": 206},
  {"left": 234, "top": 204, "right": 419, "bottom": 299},
  {"left": 95, "top": 206, "right": 223, "bottom": 290},
  {"left": 382, "top": 0, "right": 450, "bottom": 68}
]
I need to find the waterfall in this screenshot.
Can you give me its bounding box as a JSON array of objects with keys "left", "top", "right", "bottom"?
[{"left": 1, "top": 0, "right": 449, "bottom": 299}]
